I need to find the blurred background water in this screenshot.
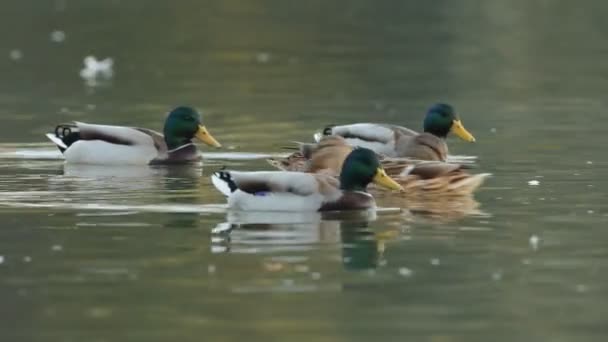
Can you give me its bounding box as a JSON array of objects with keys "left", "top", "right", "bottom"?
[{"left": 1, "top": 1, "right": 608, "bottom": 341}]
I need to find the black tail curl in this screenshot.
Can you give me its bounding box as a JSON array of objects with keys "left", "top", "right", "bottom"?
[
  {"left": 214, "top": 170, "right": 238, "bottom": 193},
  {"left": 54, "top": 123, "right": 81, "bottom": 149}
]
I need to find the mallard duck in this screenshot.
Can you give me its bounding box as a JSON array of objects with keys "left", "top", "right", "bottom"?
[
  {"left": 46, "top": 106, "right": 221, "bottom": 165},
  {"left": 268, "top": 135, "right": 490, "bottom": 197},
  {"left": 211, "top": 147, "right": 403, "bottom": 212},
  {"left": 317, "top": 103, "right": 475, "bottom": 161}
]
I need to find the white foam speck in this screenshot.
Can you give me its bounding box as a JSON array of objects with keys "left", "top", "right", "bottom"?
[
  {"left": 529, "top": 235, "right": 540, "bottom": 250},
  {"left": 207, "top": 264, "right": 216, "bottom": 274},
  {"left": 576, "top": 284, "right": 588, "bottom": 293},
  {"left": 311, "top": 272, "right": 321, "bottom": 280},
  {"left": 528, "top": 180, "right": 540, "bottom": 186},
  {"left": 294, "top": 265, "right": 309, "bottom": 273},
  {"left": 51, "top": 244, "right": 63, "bottom": 252},
  {"left": 398, "top": 267, "right": 413, "bottom": 277},
  {"left": 9, "top": 49, "right": 22, "bottom": 61},
  {"left": 0, "top": 255, "right": 4, "bottom": 264},
  {"left": 492, "top": 271, "right": 502, "bottom": 281},
  {"left": 586, "top": 161, "right": 593, "bottom": 165},
  {"left": 490, "top": 128, "right": 497, "bottom": 133},
  {"left": 255, "top": 52, "right": 271, "bottom": 63},
  {"left": 587, "top": 210, "right": 595, "bottom": 214},
  {"left": 23, "top": 256, "right": 32, "bottom": 263},
  {"left": 430, "top": 258, "right": 440, "bottom": 266},
  {"left": 80, "top": 55, "right": 114, "bottom": 87},
  {"left": 50, "top": 30, "right": 66, "bottom": 43}
]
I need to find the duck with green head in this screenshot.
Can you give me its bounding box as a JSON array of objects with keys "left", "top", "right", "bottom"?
[
  {"left": 212, "top": 147, "right": 403, "bottom": 211},
  {"left": 46, "top": 106, "right": 221, "bottom": 165},
  {"left": 317, "top": 103, "right": 475, "bottom": 161},
  {"left": 268, "top": 135, "right": 490, "bottom": 197}
]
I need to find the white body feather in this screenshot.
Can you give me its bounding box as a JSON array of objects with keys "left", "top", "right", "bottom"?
[
  {"left": 47, "top": 122, "right": 160, "bottom": 165},
  {"left": 227, "top": 191, "right": 325, "bottom": 212},
  {"left": 63, "top": 140, "right": 157, "bottom": 165},
  {"left": 317, "top": 123, "right": 401, "bottom": 157},
  {"left": 211, "top": 171, "right": 340, "bottom": 212}
]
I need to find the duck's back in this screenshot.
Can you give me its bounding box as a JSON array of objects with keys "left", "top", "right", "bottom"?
[{"left": 395, "top": 133, "right": 448, "bottom": 161}]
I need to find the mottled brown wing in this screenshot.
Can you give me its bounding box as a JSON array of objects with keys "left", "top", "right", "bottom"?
[
  {"left": 398, "top": 133, "right": 447, "bottom": 161},
  {"left": 408, "top": 162, "right": 463, "bottom": 179}
]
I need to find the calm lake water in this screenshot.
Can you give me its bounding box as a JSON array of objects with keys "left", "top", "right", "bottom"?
[{"left": 1, "top": 1, "right": 608, "bottom": 341}]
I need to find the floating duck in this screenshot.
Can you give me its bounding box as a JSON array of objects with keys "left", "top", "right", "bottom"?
[
  {"left": 212, "top": 147, "right": 402, "bottom": 211},
  {"left": 316, "top": 103, "right": 475, "bottom": 161},
  {"left": 46, "top": 106, "right": 221, "bottom": 165},
  {"left": 268, "top": 135, "right": 489, "bottom": 197}
]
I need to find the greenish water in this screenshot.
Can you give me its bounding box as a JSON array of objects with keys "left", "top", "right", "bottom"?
[{"left": 1, "top": 1, "right": 608, "bottom": 341}]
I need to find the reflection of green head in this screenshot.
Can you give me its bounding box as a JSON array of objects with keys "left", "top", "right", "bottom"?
[
  {"left": 341, "top": 225, "right": 379, "bottom": 271},
  {"left": 163, "top": 106, "right": 203, "bottom": 149}
]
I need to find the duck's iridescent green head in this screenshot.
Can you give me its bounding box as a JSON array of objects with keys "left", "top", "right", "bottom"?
[
  {"left": 163, "top": 106, "right": 221, "bottom": 150},
  {"left": 340, "top": 148, "right": 403, "bottom": 192},
  {"left": 423, "top": 103, "right": 475, "bottom": 142}
]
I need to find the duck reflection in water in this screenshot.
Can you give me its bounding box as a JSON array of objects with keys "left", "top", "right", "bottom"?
[{"left": 211, "top": 210, "right": 396, "bottom": 270}]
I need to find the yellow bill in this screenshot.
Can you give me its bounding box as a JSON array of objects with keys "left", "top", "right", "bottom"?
[
  {"left": 372, "top": 168, "right": 403, "bottom": 191},
  {"left": 195, "top": 125, "right": 222, "bottom": 147},
  {"left": 451, "top": 119, "right": 476, "bottom": 142}
]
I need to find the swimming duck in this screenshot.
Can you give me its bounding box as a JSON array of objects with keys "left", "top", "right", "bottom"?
[
  {"left": 268, "top": 135, "right": 489, "bottom": 197},
  {"left": 211, "top": 147, "right": 403, "bottom": 212},
  {"left": 317, "top": 103, "right": 475, "bottom": 161},
  {"left": 46, "top": 106, "right": 221, "bottom": 165}
]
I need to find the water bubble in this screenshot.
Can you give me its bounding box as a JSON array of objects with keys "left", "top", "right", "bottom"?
[
  {"left": 9, "top": 49, "right": 22, "bottom": 61},
  {"left": 528, "top": 180, "right": 540, "bottom": 186},
  {"left": 398, "top": 267, "right": 413, "bottom": 277},
  {"left": 50, "top": 30, "right": 66, "bottom": 43}
]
